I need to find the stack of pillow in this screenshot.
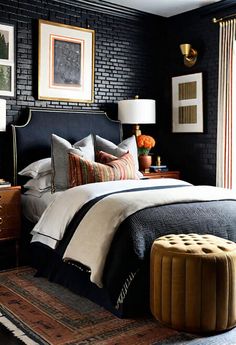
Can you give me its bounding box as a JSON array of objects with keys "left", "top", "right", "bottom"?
[
  {"left": 19, "top": 158, "right": 52, "bottom": 197},
  {"left": 19, "top": 133, "right": 142, "bottom": 196}
]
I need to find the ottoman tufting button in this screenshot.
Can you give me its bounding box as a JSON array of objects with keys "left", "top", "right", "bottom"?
[{"left": 202, "top": 247, "right": 213, "bottom": 254}]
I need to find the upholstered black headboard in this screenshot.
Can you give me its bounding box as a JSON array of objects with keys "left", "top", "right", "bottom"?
[{"left": 12, "top": 108, "right": 122, "bottom": 185}]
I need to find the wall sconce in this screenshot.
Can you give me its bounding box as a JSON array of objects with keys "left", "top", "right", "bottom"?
[
  {"left": 118, "top": 96, "right": 156, "bottom": 137},
  {"left": 0, "top": 99, "right": 6, "bottom": 132},
  {"left": 180, "top": 43, "right": 197, "bottom": 67}
]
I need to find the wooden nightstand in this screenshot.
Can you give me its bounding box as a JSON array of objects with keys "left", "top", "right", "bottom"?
[
  {"left": 143, "top": 171, "right": 180, "bottom": 179},
  {"left": 0, "top": 186, "right": 21, "bottom": 266}
]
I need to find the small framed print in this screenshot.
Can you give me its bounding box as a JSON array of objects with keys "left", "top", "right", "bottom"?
[
  {"left": 172, "top": 72, "right": 203, "bottom": 133},
  {"left": 38, "top": 20, "right": 95, "bottom": 103},
  {"left": 0, "top": 23, "right": 15, "bottom": 97}
]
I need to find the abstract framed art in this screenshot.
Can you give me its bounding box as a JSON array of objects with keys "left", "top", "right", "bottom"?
[
  {"left": 0, "top": 23, "right": 15, "bottom": 97},
  {"left": 172, "top": 72, "right": 203, "bottom": 133},
  {"left": 38, "top": 20, "right": 95, "bottom": 103}
]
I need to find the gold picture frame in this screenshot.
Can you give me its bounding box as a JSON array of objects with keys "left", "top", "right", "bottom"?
[
  {"left": 172, "top": 72, "right": 203, "bottom": 133},
  {"left": 38, "top": 20, "right": 95, "bottom": 103},
  {"left": 0, "top": 23, "right": 15, "bottom": 97}
]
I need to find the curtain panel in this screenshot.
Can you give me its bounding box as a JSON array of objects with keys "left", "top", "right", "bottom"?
[{"left": 216, "top": 20, "right": 236, "bottom": 189}]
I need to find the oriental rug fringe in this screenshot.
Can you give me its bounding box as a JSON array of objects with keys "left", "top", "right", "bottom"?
[{"left": 0, "top": 267, "right": 235, "bottom": 345}]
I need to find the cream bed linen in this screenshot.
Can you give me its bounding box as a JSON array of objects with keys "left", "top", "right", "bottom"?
[{"left": 21, "top": 190, "right": 62, "bottom": 223}]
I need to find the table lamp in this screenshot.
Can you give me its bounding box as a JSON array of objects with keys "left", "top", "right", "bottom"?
[{"left": 118, "top": 96, "right": 156, "bottom": 136}]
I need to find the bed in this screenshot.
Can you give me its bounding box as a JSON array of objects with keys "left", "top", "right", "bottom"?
[{"left": 12, "top": 108, "right": 236, "bottom": 318}]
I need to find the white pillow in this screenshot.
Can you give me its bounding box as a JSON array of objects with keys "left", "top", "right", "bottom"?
[
  {"left": 24, "top": 189, "right": 48, "bottom": 198},
  {"left": 18, "top": 158, "right": 51, "bottom": 178},
  {"left": 51, "top": 134, "right": 95, "bottom": 192},
  {"left": 24, "top": 173, "right": 51, "bottom": 192},
  {"left": 95, "top": 135, "right": 142, "bottom": 176}
]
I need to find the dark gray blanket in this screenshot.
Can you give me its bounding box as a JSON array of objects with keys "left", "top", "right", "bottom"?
[{"left": 103, "top": 200, "right": 236, "bottom": 313}]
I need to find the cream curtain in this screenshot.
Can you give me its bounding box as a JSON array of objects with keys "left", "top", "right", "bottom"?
[{"left": 216, "top": 19, "right": 236, "bottom": 189}]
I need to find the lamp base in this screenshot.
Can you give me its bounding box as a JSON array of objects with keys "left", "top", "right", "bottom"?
[{"left": 132, "top": 124, "right": 141, "bottom": 137}]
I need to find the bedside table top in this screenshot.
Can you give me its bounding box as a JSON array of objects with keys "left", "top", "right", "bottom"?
[
  {"left": 143, "top": 171, "right": 180, "bottom": 179},
  {"left": 0, "top": 185, "right": 21, "bottom": 191}
]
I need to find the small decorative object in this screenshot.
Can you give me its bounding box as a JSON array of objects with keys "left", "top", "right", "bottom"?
[
  {"left": 137, "top": 135, "right": 155, "bottom": 171},
  {"left": 138, "top": 155, "right": 152, "bottom": 172},
  {"left": 0, "top": 178, "right": 11, "bottom": 187},
  {"left": 156, "top": 155, "right": 161, "bottom": 166}
]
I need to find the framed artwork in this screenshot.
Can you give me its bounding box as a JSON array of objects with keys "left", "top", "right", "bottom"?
[
  {"left": 38, "top": 20, "right": 95, "bottom": 103},
  {"left": 172, "top": 72, "right": 203, "bottom": 133},
  {"left": 0, "top": 23, "right": 15, "bottom": 97}
]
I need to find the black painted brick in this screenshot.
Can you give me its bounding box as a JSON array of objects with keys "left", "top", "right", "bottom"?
[{"left": 0, "top": 0, "right": 233, "bottom": 185}]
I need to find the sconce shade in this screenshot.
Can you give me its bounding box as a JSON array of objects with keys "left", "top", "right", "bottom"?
[
  {"left": 0, "top": 99, "right": 6, "bottom": 132},
  {"left": 180, "top": 43, "right": 191, "bottom": 56},
  {"left": 118, "top": 99, "right": 156, "bottom": 124}
]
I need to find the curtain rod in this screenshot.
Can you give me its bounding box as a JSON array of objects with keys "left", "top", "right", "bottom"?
[{"left": 213, "top": 13, "right": 236, "bottom": 23}]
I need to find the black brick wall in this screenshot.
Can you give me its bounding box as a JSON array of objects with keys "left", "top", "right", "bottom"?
[
  {"left": 0, "top": 0, "right": 163, "bottom": 180},
  {"left": 157, "top": 5, "right": 236, "bottom": 186},
  {"left": 0, "top": 0, "right": 235, "bottom": 186}
]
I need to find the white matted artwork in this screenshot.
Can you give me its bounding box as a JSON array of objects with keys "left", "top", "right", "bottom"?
[
  {"left": 0, "top": 23, "right": 15, "bottom": 97},
  {"left": 172, "top": 72, "right": 203, "bottom": 133},
  {"left": 38, "top": 20, "right": 95, "bottom": 103}
]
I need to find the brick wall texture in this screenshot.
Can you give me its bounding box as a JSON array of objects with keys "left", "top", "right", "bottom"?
[{"left": 0, "top": 0, "right": 234, "bottom": 184}]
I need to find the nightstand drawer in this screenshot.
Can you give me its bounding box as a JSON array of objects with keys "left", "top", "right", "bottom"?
[
  {"left": 143, "top": 171, "right": 180, "bottom": 179},
  {"left": 0, "top": 188, "right": 20, "bottom": 205},
  {"left": 0, "top": 226, "right": 20, "bottom": 240},
  {"left": 0, "top": 214, "right": 20, "bottom": 230},
  {"left": 0, "top": 188, "right": 21, "bottom": 231},
  {"left": 0, "top": 202, "right": 20, "bottom": 216},
  {"left": 0, "top": 187, "right": 20, "bottom": 206},
  {"left": 156, "top": 172, "right": 180, "bottom": 179},
  {"left": 0, "top": 186, "right": 21, "bottom": 267}
]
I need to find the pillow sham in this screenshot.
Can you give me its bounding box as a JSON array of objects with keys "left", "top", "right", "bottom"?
[
  {"left": 23, "top": 173, "right": 51, "bottom": 192},
  {"left": 51, "top": 134, "right": 94, "bottom": 192},
  {"left": 95, "top": 135, "right": 141, "bottom": 176},
  {"left": 18, "top": 158, "right": 51, "bottom": 178},
  {"left": 96, "top": 150, "right": 118, "bottom": 164},
  {"left": 24, "top": 189, "right": 49, "bottom": 198},
  {"left": 69, "top": 151, "right": 138, "bottom": 187}
]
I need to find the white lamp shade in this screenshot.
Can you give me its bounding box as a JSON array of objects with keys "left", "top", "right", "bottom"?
[
  {"left": 118, "top": 99, "right": 156, "bottom": 124},
  {"left": 0, "top": 99, "right": 6, "bottom": 131}
]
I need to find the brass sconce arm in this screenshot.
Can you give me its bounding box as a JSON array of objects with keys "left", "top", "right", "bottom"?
[{"left": 180, "top": 43, "right": 197, "bottom": 67}]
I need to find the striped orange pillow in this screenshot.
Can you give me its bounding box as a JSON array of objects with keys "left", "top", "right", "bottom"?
[
  {"left": 69, "top": 151, "right": 138, "bottom": 187},
  {"left": 95, "top": 150, "right": 118, "bottom": 164}
]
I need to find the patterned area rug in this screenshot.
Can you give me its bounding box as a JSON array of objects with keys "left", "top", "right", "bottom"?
[{"left": 0, "top": 267, "right": 235, "bottom": 345}]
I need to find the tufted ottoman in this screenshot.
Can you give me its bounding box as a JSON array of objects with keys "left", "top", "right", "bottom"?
[{"left": 150, "top": 234, "right": 236, "bottom": 333}]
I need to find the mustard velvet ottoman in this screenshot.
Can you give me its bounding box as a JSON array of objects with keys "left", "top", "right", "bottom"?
[{"left": 150, "top": 234, "right": 236, "bottom": 333}]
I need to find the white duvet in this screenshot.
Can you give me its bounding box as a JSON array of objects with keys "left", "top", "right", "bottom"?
[
  {"left": 31, "top": 178, "right": 190, "bottom": 248},
  {"left": 31, "top": 179, "right": 236, "bottom": 287}
]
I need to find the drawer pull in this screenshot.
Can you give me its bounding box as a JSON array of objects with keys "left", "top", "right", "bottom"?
[
  {"left": 0, "top": 205, "right": 2, "bottom": 209},
  {"left": 0, "top": 218, "right": 3, "bottom": 225}
]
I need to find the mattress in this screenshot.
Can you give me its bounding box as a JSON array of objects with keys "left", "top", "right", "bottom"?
[{"left": 21, "top": 190, "right": 62, "bottom": 224}]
